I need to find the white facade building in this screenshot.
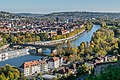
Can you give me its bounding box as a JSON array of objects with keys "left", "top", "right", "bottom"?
[
  {"left": 23, "top": 60, "right": 48, "bottom": 76},
  {"left": 23, "top": 57, "right": 63, "bottom": 76},
  {"left": 0, "top": 48, "right": 29, "bottom": 62},
  {"left": 48, "top": 57, "right": 59, "bottom": 69},
  {"left": 0, "top": 52, "right": 8, "bottom": 61}
]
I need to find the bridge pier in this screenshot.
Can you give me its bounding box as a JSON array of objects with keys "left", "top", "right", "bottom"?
[
  {"left": 50, "top": 48, "right": 57, "bottom": 54},
  {"left": 35, "top": 48, "right": 38, "bottom": 54},
  {"left": 35, "top": 48, "right": 42, "bottom": 54},
  {"left": 38, "top": 48, "right": 42, "bottom": 53}
]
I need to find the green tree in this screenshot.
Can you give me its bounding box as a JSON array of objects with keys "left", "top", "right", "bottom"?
[
  {"left": 12, "top": 36, "right": 17, "bottom": 43},
  {"left": 37, "top": 72, "right": 42, "bottom": 77},
  {"left": 0, "top": 64, "right": 20, "bottom": 80},
  {"left": 52, "top": 77, "right": 58, "bottom": 80},
  {"left": 101, "top": 21, "right": 106, "bottom": 27}
]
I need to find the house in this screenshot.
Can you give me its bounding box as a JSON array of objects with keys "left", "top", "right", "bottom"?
[
  {"left": 57, "top": 28, "right": 62, "bottom": 35},
  {"left": 48, "top": 57, "right": 59, "bottom": 69},
  {"left": 62, "top": 30, "right": 69, "bottom": 35}
]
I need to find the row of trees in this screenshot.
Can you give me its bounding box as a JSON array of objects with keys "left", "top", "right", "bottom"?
[
  {"left": 0, "top": 32, "right": 49, "bottom": 44},
  {"left": 51, "top": 21, "right": 93, "bottom": 40},
  {"left": 51, "top": 26, "right": 86, "bottom": 40}
]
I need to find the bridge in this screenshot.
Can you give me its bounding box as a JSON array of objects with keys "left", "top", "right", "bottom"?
[{"left": 11, "top": 43, "right": 58, "bottom": 54}]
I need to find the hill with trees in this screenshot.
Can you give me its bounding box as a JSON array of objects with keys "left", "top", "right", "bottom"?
[{"left": 86, "top": 62, "right": 120, "bottom": 80}]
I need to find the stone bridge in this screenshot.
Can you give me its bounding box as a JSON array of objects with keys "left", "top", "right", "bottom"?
[{"left": 11, "top": 43, "right": 57, "bottom": 54}]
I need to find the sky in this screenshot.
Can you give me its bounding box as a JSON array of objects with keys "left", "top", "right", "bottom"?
[{"left": 0, "top": 0, "right": 120, "bottom": 14}]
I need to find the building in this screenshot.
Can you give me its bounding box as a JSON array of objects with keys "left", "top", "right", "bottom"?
[
  {"left": 21, "top": 57, "right": 63, "bottom": 76},
  {"left": 66, "top": 18, "right": 73, "bottom": 23},
  {"left": 48, "top": 57, "right": 59, "bottom": 69},
  {"left": 62, "top": 30, "right": 69, "bottom": 35},
  {"left": 0, "top": 48, "right": 29, "bottom": 62},
  {"left": 57, "top": 28, "right": 62, "bottom": 35},
  {"left": 56, "top": 17, "right": 59, "bottom": 22},
  {"left": 23, "top": 60, "right": 48, "bottom": 76},
  {"left": 59, "top": 57, "right": 63, "bottom": 66},
  {"left": 0, "top": 52, "right": 8, "bottom": 61}
]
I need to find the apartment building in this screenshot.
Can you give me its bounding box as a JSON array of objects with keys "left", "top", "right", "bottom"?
[
  {"left": 23, "top": 60, "right": 48, "bottom": 76},
  {"left": 0, "top": 48, "right": 29, "bottom": 62},
  {"left": 22, "top": 57, "right": 63, "bottom": 76}
]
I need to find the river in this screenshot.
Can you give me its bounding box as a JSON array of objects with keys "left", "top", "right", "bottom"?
[{"left": 0, "top": 25, "right": 101, "bottom": 67}]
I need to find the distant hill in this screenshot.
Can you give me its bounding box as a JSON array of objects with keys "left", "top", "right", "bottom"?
[
  {"left": 15, "top": 13, "right": 44, "bottom": 17},
  {"left": 1, "top": 11, "right": 120, "bottom": 20},
  {"left": 44, "top": 11, "right": 120, "bottom": 19},
  {"left": 0, "top": 11, "right": 17, "bottom": 19}
]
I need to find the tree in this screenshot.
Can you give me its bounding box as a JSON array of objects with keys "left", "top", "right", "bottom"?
[
  {"left": 113, "top": 50, "right": 119, "bottom": 55},
  {"left": 101, "top": 21, "right": 106, "bottom": 27},
  {"left": 79, "top": 42, "right": 86, "bottom": 50},
  {"left": 76, "top": 67, "right": 84, "bottom": 76},
  {"left": 37, "top": 72, "right": 42, "bottom": 77},
  {"left": 57, "top": 74, "right": 61, "bottom": 79},
  {"left": 35, "top": 36, "right": 40, "bottom": 41},
  {"left": 52, "top": 77, "right": 58, "bottom": 80},
  {"left": 0, "top": 73, "right": 6, "bottom": 80},
  {"left": 12, "top": 36, "right": 17, "bottom": 43},
  {"left": 0, "top": 64, "right": 20, "bottom": 80},
  {"left": 8, "top": 71, "right": 14, "bottom": 80}
]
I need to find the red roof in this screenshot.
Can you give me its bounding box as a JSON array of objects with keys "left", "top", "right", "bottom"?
[{"left": 24, "top": 60, "right": 47, "bottom": 68}]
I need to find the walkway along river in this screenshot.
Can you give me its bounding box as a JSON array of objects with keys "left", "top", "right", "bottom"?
[{"left": 0, "top": 25, "right": 101, "bottom": 67}]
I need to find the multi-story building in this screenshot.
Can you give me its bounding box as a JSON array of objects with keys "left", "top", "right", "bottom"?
[
  {"left": 0, "top": 52, "right": 8, "bottom": 61},
  {"left": 23, "top": 60, "right": 48, "bottom": 76},
  {"left": 22, "top": 57, "right": 63, "bottom": 76},
  {"left": 0, "top": 48, "right": 29, "bottom": 62},
  {"left": 41, "top": 61, "right": 48, "bottom": 73},
  {"left": 48, "top": 57, "right": 59, "bottom": 69}
]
